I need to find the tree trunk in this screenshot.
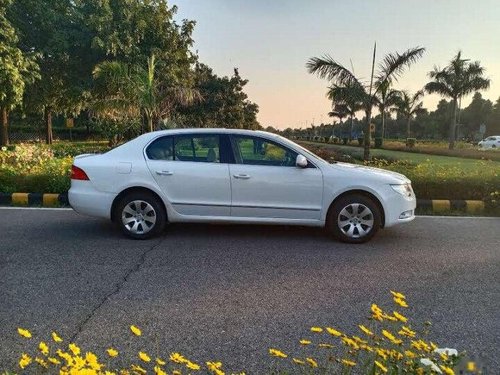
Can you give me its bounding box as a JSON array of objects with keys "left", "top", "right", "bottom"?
[
  {"left": 406, "top": 116, "right": 411, "bottom": 138},
  {"left": 363, "top": 108, "right": 372, "bottom": 161},
  {"left": 449, "top": 98, "right": 457, "bottom": 150},
  {"left": 147, "top": 115, "right": 153, "bottom": 133},
  {"left": 381, "top": 109, "right": 386, "bottom": 139},
  {"left": 45, "top": 107, "right": 53, "bottom": 145},
  {"left": 349, "top": 115, "right": 354, "bottom": 141},
  {"left": 1, "top": 107, "right": 9, "bottom": 146}
]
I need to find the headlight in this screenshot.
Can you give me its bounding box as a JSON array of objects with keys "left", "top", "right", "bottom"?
[{"left": 391, "top": 183, "right": 414, "bottom": 198}]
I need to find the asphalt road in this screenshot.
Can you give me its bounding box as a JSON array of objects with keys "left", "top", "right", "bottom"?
[{"left": 0, "top": 209, "right": 499, "bottom": 373}]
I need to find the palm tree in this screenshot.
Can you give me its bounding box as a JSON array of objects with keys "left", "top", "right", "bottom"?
[
  {"left": 375, "top": 81, "right": 400, "bottom": 140},
  {"left": 327, "top": 84, "right": 364, "bottom": 141},
  {"left": 307, "top": 45, "right": 425, "bottom": 160},
  {"left": 92, "top": 54, "right": 200, "bottom": 134},
  {"left": 424, "top": 51, "right": 490, "bottom": 149},
  {"left": 392, "top": 90, "right": 424, "bottom": 139}
]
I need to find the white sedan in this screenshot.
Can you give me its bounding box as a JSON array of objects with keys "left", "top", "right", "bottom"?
[
  {"left": 478, "top": 135, "right": 500, "bottom": 149},
  {"left": 69, "top": 129, "right": 416, "bottom": 243}
]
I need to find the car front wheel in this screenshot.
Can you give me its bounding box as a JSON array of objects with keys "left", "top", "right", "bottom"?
[
  {"left": 115, "top": 192, "right": 166, "bottom": 239},
  {"left": 327, "top": 194, "right": 381, "bottom": 243}
]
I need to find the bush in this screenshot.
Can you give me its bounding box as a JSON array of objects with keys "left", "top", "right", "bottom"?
[
  {"left": 342, "top": 138, "right": 348, "bottom": 145},
  {"left": 357, "top": 137, "right": 364, "bottom": 146},
  {"left": 406, "top": 138, "right": 417, "bottom": 148},
  {"left": 374, "top": 137, "right": 383, "bottom": 148}
]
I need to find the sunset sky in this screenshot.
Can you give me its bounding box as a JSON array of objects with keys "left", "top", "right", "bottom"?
[{"left": 173, "top": 0, "right": 500, "bottom": 129}]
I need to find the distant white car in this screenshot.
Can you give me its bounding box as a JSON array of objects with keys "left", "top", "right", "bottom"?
[
  {"left": 478, "top": 135, "right": 500, "bottom": 149},
  {"left": 69, "top": 129, "right": 416, "bottom": 243}
]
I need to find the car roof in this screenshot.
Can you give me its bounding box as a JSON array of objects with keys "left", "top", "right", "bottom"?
[{"left": 140, "top": 128, "right": 279, "bottom": 141}]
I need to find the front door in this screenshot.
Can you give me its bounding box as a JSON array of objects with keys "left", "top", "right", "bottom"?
[
  {"left": 145, "top": 134, "right": 231, "bottom": 217},
  {"left": 229, "top": 135, "right": 323, "bottom": 220}
]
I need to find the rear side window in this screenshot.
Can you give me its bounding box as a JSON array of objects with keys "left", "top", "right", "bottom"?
[
  {"left": 146, "top": 136, "right": 174, "bottom": 160},
  {"left": 174, "top": 135, "right": 220, "bottom": 163},
  {"left": 146, "top": 134, "right": 222, "bottom": 163}
]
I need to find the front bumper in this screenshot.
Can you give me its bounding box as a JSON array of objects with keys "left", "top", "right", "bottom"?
[{"left": 383, "top": 190, "right": 417, "bottom": 227}]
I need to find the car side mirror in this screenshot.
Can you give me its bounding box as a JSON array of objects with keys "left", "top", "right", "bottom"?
[{"left": 296, "top": 154, "right": 308, "bottom": 168}]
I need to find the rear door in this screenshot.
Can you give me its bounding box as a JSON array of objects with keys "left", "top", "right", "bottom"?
[
  {"left": 228, "top": 135, "right": 324, "bottom": 220},
  {"left": 145, "top": 134, "right": 232, "bottom": 217}
]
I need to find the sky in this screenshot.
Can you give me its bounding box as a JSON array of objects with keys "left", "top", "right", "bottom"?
[{"left": 173, "top": 0, "right": 500, "bottom": 129}]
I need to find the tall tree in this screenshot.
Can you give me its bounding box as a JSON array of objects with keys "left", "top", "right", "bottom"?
[
  {"left": 0, "top": 0, "right": 39, "bottom": 146},
  {"left": 393, "top": 90, "right": 424, "bottom": 138},
  {"left": 327, "top": 84, "right": 364, "bottom": 140},
  {"left": 424, "top": 51, "right": 490, "bottom": 149},
  {"left": 460, "top": 92, "right": 493, "bottom": 138},
  {"left": 307, "top": 46, "right": 424, "bottom": 159},
  {"left": 374, "top": 81, "right": 400, "bottom": 140}
]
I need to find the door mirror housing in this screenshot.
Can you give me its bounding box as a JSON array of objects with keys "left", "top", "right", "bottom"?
[{"left": 296, "top": 154, "right": 308, "bottom": 168}]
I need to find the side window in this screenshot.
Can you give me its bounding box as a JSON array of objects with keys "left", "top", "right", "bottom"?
[
  {"left": 232, "top": 136, "right": 297, "bottom": 166},
  {"left": 146, "top": 136, "right": 174, "bottom": 160},
  {"left": 174, "top": 135, "right": 220, "bottom": 163}
]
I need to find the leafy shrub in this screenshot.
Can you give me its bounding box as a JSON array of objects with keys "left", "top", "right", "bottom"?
[
  {"left": 357, "top": 137, "right": 364, "bottom": 146},
  {"left": 374, "top": 137, "right": 383, "bottom": 148}
]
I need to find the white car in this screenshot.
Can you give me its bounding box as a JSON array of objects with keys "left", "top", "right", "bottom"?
[
  {"left": 478, "top": 135, "right": 500, "bottom": 149},
  {"left": 69, "top": 129, "right": 416, "bottom": 243}
]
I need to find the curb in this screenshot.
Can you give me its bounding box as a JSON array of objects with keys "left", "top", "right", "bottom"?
[
  {"left": 0, "top": 193, "right": 487, "bottom": 214},
  {"left": 0, "top": 192, "right": 69, "bottom": 207},
  {"left": 416, "top": 199, "right": 485, "bottom": 214}
]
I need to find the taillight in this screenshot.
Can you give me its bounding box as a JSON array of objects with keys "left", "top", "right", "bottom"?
[{"left": 71, "top": 165, "right": 89, "bottom": 180}]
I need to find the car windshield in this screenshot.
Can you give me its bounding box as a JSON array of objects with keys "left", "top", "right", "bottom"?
[{"left": 275, "top": 135, "right": 331, "bottom": 164}]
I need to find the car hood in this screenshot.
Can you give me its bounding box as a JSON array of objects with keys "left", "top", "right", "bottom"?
[{"left": 329, "top": 162, "right": 410, "bottom": 184}]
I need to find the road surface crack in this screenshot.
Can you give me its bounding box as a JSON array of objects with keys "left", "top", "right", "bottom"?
[{"left": 69, "top": 238, "right": 164, "bottom": 342}]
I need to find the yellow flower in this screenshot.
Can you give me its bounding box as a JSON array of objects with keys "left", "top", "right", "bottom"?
[
  {"left": 394, "top": 297, "right": 408, "bottom": 308},
  {"left": 207, "top": 361, "right": 223, "bottom": 370},
  {"left": 382, "top": 330, "right": 402, "bottom": 345},
  {"left": 341, "top": 336, "right": 360, "bottom": 350},
  {"left": 398, "top": 326, "right": 416, "bottom": 338},
  {"left": 318, "top": 343, "right": 334, "bottom": 349},
  {"left": 156, "top": 357, "right": 166, "bottom": 365},
  {"left": 170, "top": 352, "right": 187, "bottom": 363},
  {"left": 172, "top": 371, "right": 182, "bottom": 375},
  {"left": 35, "top": 357, "right": 49, "bottom": 368},
  {"left": 292, "top": 358, "right": 305, "bottom": 365},
  {"left": 390, "top": 290, "right": 406, "bottom": 300},
  {"left": 325, "top": 327, "right": 342, "bottom": 336},
  {"left": 306, "top": 357, "right": 318, "bottom": 368},
  {"left": 130, "top": 325, "right": 142, "bottom": 336},
  {"left": 341, "top": 359, "right": 356, "bottom": 367},
  {"left": 467, "top": 362, "right": 476, "bottom": 371},
  {"left": 17, "top": 328, "right": 32, "bottom": 339},
  {"left": 48, "top": 357, "right": 61, "bottom": 365},
  {"left": 131, "top": 364, "right": 147, "bottom": 374},
  {"left": 440, "top": 365, "right": 455, "bottom": 375},
  {"left": 19, "top": 353, "right": 32, "bottom": 369},
  {"left": 186, "top": 361, "right": 201, "bottom": 370},
  {"left": 404, "top": 350, "right": 416, "bottom": 358},
  {"left": 154, "top": 365, "right": 167, "bottom": 375},
  {"left": 68, "top": 343, "right": 81, "bottom": 356},
  {"left": 107, "top": 348, "right": 119, "bottom": 357},
  {"left": 269, "top": 348, "right": 287, "bottom": 358},
  {"left": 299, "top": 339, "right": 311, "bottom": 345},
  {"left": 375, "top": 360, "right": 388, "bottom": 373},
  {"left": 310, "top": 326, "right": 323, "bottom": 333},
  {"left": 139, "top": 351, "right": 151, "bottom": 362},
  {"left": 51, "top": 331, "right": 63, "bottom": 343},
  {"left": 39, "top": 341, "right": 49, "bottom": 356},
  {"left": 393, "top": 311, "right": 408, "bottom": 323},
  {"left": 359, "top": 325, "right": 373, "bottom": 336},
  {"left": 86, "top": 351, "right": 102, "bottom": 370}
]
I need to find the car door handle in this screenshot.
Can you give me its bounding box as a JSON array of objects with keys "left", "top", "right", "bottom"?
[
  {"left": 233, "top": 174, "right": 251, "bottom": 179},
  {"left": 156, "top": 170, "right": 173, "bottom": 176}
]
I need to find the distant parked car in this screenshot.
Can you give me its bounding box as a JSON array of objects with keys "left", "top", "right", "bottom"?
[
  {"left": 69, "top": 129, "right": 416, "bottom": 243},
  {"left": 478, "top": 136, "right": 500, "bottom": 149}
]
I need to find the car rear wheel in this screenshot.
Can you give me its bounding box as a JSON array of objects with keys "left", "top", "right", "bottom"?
[
  {"left": 327, "top": 194, "right": 381, "bottom": 243},
  {"left": 115, "top": 192, "right": 166, "bottom": 239}
]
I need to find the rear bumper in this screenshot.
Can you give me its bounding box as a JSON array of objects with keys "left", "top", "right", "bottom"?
[{"left": 68, "top": 181, "right": 115, "bottom": 219}]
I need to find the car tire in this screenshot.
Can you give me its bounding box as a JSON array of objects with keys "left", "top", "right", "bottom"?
[
  {"left": 115, "top": 192, "right": 166, "bottom": 240},
  {"left": 327, "top": 194, "right": 381, "bottom": 243}
]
